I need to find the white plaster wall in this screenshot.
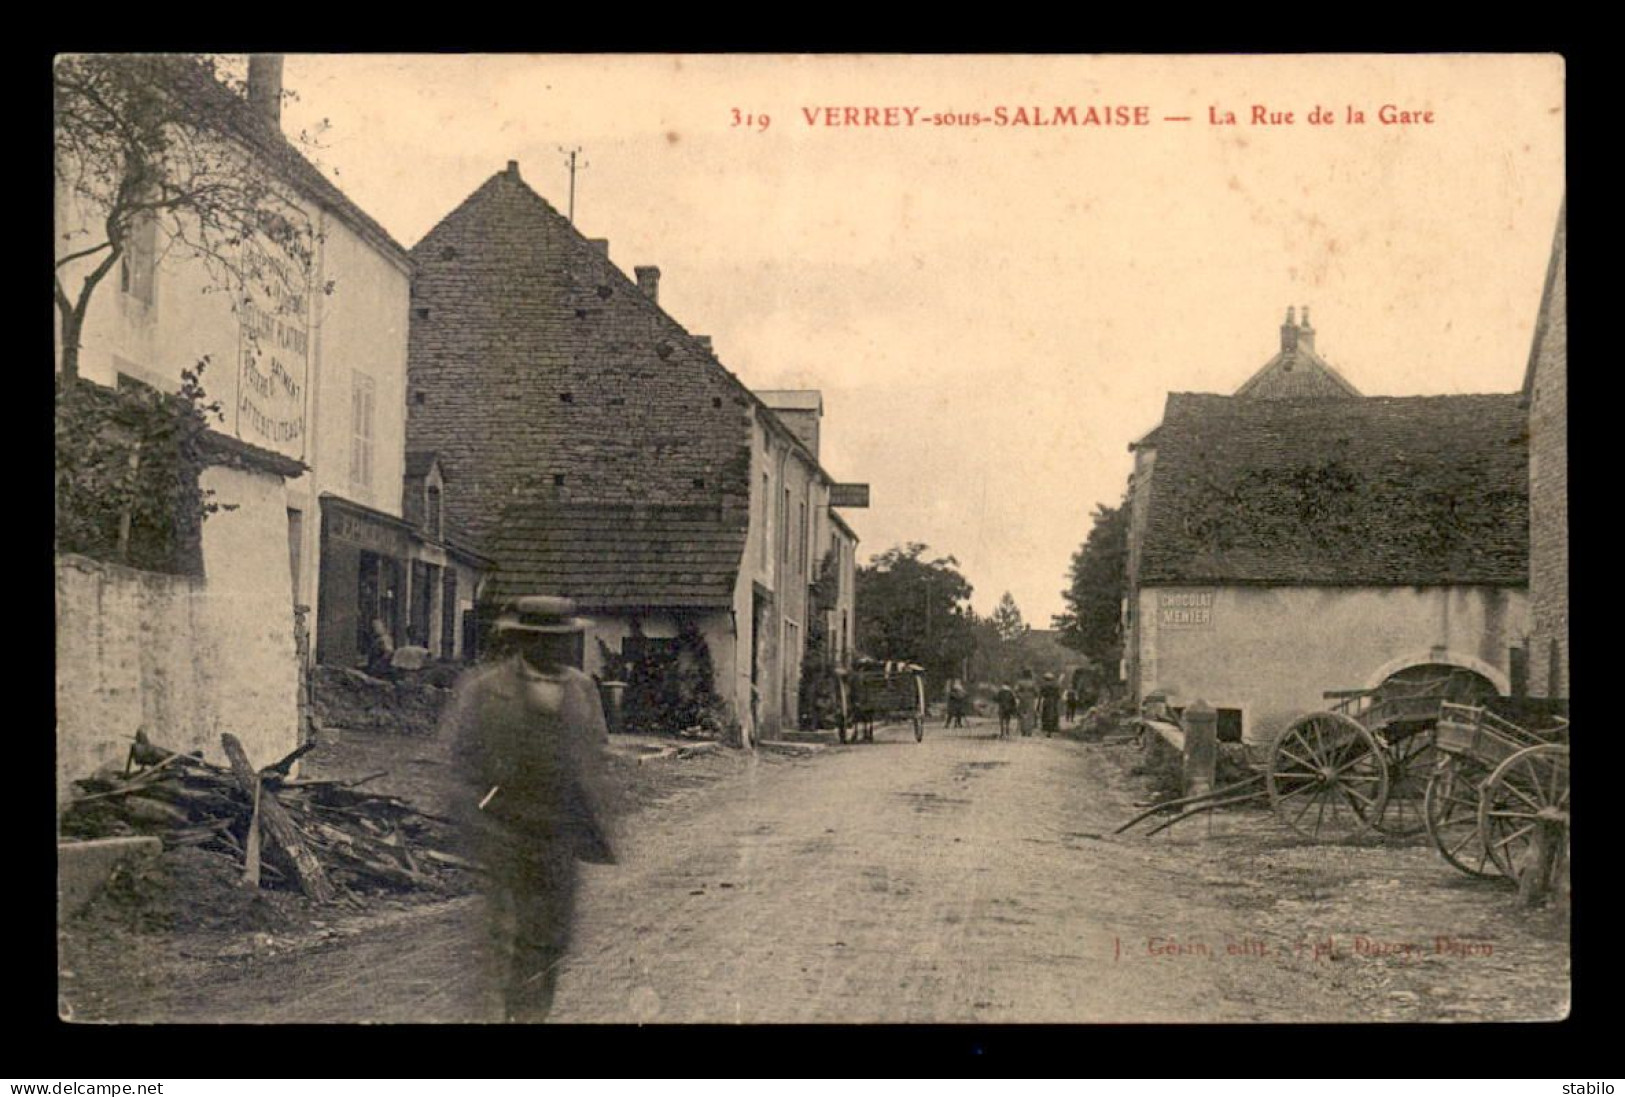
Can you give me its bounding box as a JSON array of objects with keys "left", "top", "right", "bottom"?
[
  {"left": 55, "top": 467, "right": 299, "bottom": 810},
  {"left": 305, "top": 213, "right": 409, "bottom": 517},
  {"left": 1138, "top": 583, "right": 1529, "bottom": 748},
  {"left": 55, "top": 169, "right": 411, "bottom": 663}
]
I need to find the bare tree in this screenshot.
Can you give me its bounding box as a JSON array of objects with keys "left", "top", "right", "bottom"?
[{"left": 53, "top": 54, "right": 322, "bottom": 382}]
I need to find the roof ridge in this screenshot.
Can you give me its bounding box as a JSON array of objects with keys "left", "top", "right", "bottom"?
[{"left": 417, "top": 163, "right": 845, "bottom": 486}]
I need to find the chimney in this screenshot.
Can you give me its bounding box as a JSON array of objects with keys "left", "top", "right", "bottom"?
[
  {"left": 588, "top": 239, "right": 609, "bottom": 257},
  {"left": 694, "top": 336, "right": 713, "bottom": 353},
  {"left": 634, "top": 266, "right": 661, "bottom": 303},
  {"left": 1280, "top": 305, "right": 1298, "bottom": 352},
  {"left": 505, "top": 160, "right": 522, "bottom": 181},
  {"left": 1298, "top": 305, "right": 1315, "bottom": 351},
  {"left": 246, "top": 55, "right": 284, "bottom": 128}
]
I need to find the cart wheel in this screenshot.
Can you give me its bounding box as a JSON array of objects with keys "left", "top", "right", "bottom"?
[
  {"left": 1267, "top": 712, "right": 1389, "bottom": 842},
  {"left": 1372, "top": 729, "right": 1438, "bottom": 838},
  {"left": 1423, "top": 759, "right": 1499, "bottom": 877},
  {"left": 913, "top": 715, "right": 924, "bottom": 743},
  {"left": 1478, "top": 743, "right": 1569, "bottom": 879}
]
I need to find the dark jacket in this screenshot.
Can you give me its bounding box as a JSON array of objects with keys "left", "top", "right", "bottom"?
[{"left": 441, "top": 657, "right": 617, "bottom": 865}]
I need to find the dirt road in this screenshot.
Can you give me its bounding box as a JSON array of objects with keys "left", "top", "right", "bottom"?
[{"left": 61, "top": 716, "right": 1568, "bottom": 1023}]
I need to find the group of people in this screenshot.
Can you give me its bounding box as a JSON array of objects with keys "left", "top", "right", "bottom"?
[{"left": 993, "top": 671, "right": 1080, "bottom": 739}]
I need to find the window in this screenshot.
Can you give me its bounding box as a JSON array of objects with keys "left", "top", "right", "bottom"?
[
  {"left": 120, "top": 216, "right": 157, "bottom": 306},
  {"left": 409, "top": 560, "right": 433, "bottom": 648},
  {"left": 780, "top": 487, "right": 791, "bottom": 567},
  {"left": 426, "top": 485, "right": 443, "bottom": 541},
  {"left": 441, "top": 571, "right": 459, "bottom": 658},
  {"left": 761, "top": 472, "right": 770, "bottom": 566},
  {"left": 798, "top": 499, "right": 808, "bottom": 575},
  {"left": 350, "top": 372, "right": 375, "bottom": 490}
]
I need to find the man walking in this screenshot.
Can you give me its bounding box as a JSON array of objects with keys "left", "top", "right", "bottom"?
[
  {"left": 442, "top": 596, "right": 617, "bottom": 1023},
  {"left": 944, "top": 678, "right": 968, "bottom": 729},
  {"left": 995, "top": 682, "right": 1017, "bottom": 739}
]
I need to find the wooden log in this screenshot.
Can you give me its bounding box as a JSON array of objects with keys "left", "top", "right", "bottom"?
[{"left": 220, "top": 734, "right": 335, "bottom": 904}]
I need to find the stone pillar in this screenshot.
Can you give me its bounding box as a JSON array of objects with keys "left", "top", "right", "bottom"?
[{"left": 1183, "top": 699, "right": 1217, "bottom": 797}]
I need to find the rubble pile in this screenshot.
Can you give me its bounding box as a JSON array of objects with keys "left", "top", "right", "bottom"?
[
  {"left": 311, "top": 665, "right": 458, "bottom": 736},
  {"left": 60, "top": 731, "right": 476, "bottom": 905}
]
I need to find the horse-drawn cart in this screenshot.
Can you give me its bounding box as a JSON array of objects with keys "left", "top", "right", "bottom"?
[
  {"left": 1118, "top": 667, "right": 1520, "bottom": 844},
  {"left": 1425, "top": 701, "right": 1569, "bottom": 879},
  {"left": 834, "top": 660, "right": 927, "bottom": 744}
]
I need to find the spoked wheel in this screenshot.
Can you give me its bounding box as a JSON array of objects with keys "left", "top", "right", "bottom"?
[
  {"left": 1479, "top": 743, "right": 1570, "bottom": 879},
  {"left": 913, "top": 715, "right": 924, "bottom": 742},
  {"left": 1268, "top": 712, "right": 1390, "bottom": 841},
  {"left": 1423, "top": 759, "right": 1499, "bottom": 877},
  {"left": 1373, "top": 728, "right": 1439, "bottom": 837}
]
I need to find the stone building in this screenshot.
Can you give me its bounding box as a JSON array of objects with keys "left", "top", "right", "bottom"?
[
  {"left": 404, "top": 162, "right": 864, "bottom": 742},
  {"left": 1522, "top": 200, "right": 1568, "bottom": 701},
  {"left": 1122, "top": 314, "right": 1529, "bottom": 750}
]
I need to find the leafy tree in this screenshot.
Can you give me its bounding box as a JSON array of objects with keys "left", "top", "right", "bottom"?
[
  {"left": 666, "top": 616, "right": 718, "bottom": 731},
  {"left": 53, "top": 53, "right": 326, "bottom": 381},
  {"left": 989, "top": 591, "right": 1028, "bottom": 642},
  {"left": 54, "top": 358, "right": 233, "bottom": 575},
  {"left": 1054, "top": 500, "right": 1130, "bottom": 679},
  {"left": 855, "top": 543, "right": 976, "bottom": 692}
]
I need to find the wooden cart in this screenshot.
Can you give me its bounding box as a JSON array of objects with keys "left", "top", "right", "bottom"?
[
  {"left": 1425, "top": 701, "right": 1569, "bottom": 878},
  {"left": 834, "top": 660, "right": 927, "bottom": 744},
  {"left": 1120, "top": 667, "right": 1498, "bottom": 842}
]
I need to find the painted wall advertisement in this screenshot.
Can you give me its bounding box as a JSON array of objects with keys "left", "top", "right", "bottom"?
[
  {"left": 236, "top": 272, "right": 309, "bottom": 461},
  {"left": 1159, "top": 590, "right": 1215, "bottom": 629}
]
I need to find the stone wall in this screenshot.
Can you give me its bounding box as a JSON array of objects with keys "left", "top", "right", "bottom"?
[
  {"left": 405, "top": 165, "right": 753, "bottom": 553},
  {"left": 1527, "top": 210, "right": 1567, "bottom": 699}
]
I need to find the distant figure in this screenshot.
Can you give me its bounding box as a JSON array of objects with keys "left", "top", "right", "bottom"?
[
  {"left": 995, "top": 683, "right": 1017, "bottom": 739},
  {"left": 366, "top": 617, "right": 396, "bottom": 677},
  {"left": 441, "top": 596, "right": 618, "bottom": 1023},
  {"left": 945, "top": 679, "right": 968, "bottom": 728},
  {"left": 1016, "top": 669, "right": 1037, "bottom": 737},
  {"left": 1039, "top": 672, "right": 1062, "bottom": 736},
  {"left": 1064, "top": 686, "right": 1079, "bottom": 725}
]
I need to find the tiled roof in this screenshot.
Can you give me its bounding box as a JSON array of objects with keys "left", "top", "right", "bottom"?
[
  {"left": 1233, "top": 346, "right": 1362, "bottom": 399},
  {"left": 1139, "top": 392, "right": 1528, "bottom": 586},
  {"left": 160, "top": 58, "right": 410, "bottom": 267},
  {"left": 482, "top": 502, "right": 748, "bottom": 610}
]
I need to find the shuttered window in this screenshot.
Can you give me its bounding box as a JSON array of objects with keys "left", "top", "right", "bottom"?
[{"left": 350, "top": 372, "right": 375, "bottom": 490}]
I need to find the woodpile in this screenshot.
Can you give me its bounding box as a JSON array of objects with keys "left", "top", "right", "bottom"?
[{"left": 60, "top": 731, "right": 475, "bottom": 905}]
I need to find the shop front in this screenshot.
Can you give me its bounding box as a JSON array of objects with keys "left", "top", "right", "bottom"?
[{"left": 316, "top": 496, "right": 412, "bottom": 668}]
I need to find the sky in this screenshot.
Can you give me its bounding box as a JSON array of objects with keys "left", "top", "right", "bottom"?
[{"left": 277, "top": 54, "right": 1565, "bottom": 624}]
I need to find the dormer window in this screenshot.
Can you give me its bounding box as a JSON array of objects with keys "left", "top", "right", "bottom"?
[{"left": 426, "top": 484, "right": 443, "bottom": 541}]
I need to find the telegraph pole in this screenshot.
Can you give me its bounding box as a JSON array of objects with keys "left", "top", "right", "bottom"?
[{"left": 559, "top": 146, "right": 587, "bottom": 224}]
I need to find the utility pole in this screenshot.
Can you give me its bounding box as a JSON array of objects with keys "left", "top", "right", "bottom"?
[{"left": 559, "top": 146, "right": 587, "bottom": 224}]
